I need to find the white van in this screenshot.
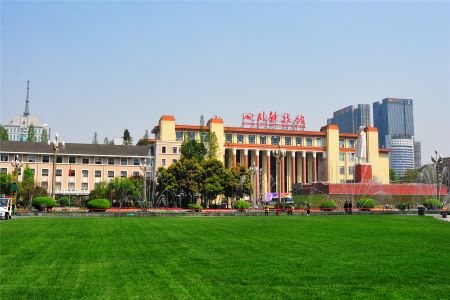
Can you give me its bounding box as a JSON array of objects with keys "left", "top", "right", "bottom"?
[{"left": 0, "top": 197, "right": 12, "bottom": 220}]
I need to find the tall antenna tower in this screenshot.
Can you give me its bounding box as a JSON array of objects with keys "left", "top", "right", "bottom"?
[{"left": 23, "top": 80, "right": 30, "bottom": 117}]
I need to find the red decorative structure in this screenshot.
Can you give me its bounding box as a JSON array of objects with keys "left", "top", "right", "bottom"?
[{"left": 355, "top": 164, "right": 372, "bottom": 183}]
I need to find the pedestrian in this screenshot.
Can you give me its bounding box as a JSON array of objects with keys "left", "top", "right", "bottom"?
[
  {"left": 264, "top": 205, "right": 269, "bottom": 216},
  {"left": 287, "top": 205, "right": 293, "bottom": 216},
  {"left": 306, "top": 203, "right": 311, "bottom": 216},
  {"left": 344, "top": 201, "right": 349, "bottom": 215},
  {"left": 348, "top": 201, "right": 353, "bottom": 215}
]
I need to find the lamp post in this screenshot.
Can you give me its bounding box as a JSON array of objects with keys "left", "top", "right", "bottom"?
[
  {"left": 11, "top": 154, "right": 23, "bottom": 214},
  {"left": 431, "top": 149, "right": 443, "bottom": 202},
  {"left": 48, "top": 133, "right": 65, "bottom": 199},
  {"left": 140, "top": 158, "right": 151, "bottom": 209},
  {"left": 272, "top": 145, "right": 286, "bottom": 204}
]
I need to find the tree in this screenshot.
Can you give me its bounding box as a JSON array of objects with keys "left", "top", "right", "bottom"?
[
  {"left": 403, "top": 169, "right": 420, "bottom": 183},
  {"left": 137, "top": 130, "right": 149, "bottom": 146},
  {"left": 223, "top": 168, "right": 239, "bottom": 205},
  {"left": 89, "top": 182, "right": 107, "bottom": 200},
  {"left": 41, "top": 128, "right": 48, "bottom": 143},
  {"left": 156, "top": 166, "right": 179, "bottom": 206},
  {"left": 170, "top": 158, "right": 204, "bottom": 205},
  {"left": 389, "top": 168, "right": 400, "bottom": 183},
  {"left": 104, "top": 137, "right": 109, "bottom": 144},
  {"left": 18, "top": 164, "right": 35, "bottom": 202},
  {"left": 92, "top": 132, "right": 98, "bottom": 144},
  {"left": 27, "top": 123, "right": 36, "bottom": 142},
  {"left": 0, "top": 125, "right": 8, "bottom": 141},
  {"left": 201, "top": 159, "right": 225, "bottom": 206},
  {"left": 0, "top": 173, "right": 13, "bottom": 195},
  {"left": 206, "top": 132, "right": 219, "bottom": 159},
  {"left": 107, "top": 177, "right": 142, "bottom": 207},
  {"left": 123, "top": 129, "right": 133, "bottom": 145},
  {"left": 180, "top": 139, "right": 207, "bottom": 161}
]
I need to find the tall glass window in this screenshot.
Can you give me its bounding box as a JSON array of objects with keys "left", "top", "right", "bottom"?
[
  {"left": 271, "top": 136, "right": 280, "bottom": 145},
  {"left": 248, "top": 135, "right": 256, "bottom": 144},
  {"left": 295, "top": 137, "right": 302, "bottom": 146},
  {"left": 260, "top": 135, "right": 266, "bottom": 145},
  {"left": 285, "top": 137, "right": 291, "bottom": 146},
  {"left": 176, "top": 131, "right": 184, "bottom": 141}
]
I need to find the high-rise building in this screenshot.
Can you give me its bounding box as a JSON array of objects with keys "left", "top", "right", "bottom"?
[
  {"left": 2, "top": 81, "right": 51, "bottom": 142},
  {"left": 414, "top": 140, "right": 422, "bottom": 169},
  {"left": 373, "top": 98, "right": 418, "bottom": 177},
  {"left": 373, "top": 98, "right": 414, "bottom": 148},
  {"left": 387, "top": 138, "right": 415, "bottom": 177},
  {"left": 327, "top": 104, "right": 371, "bottom": 134}
]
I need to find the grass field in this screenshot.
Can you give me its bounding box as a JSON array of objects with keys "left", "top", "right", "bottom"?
[{"left": 1, "top": 215, "right": 449, "bottom": 299}]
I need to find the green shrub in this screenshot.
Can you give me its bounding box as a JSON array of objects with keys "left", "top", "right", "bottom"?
[
  {"left": 319, "top": 200, "right": 337, "bottom": 211},
  {"left": 86, "top": 199, "right": 110, "bottom": 210},
  {"left": 235, "top": 200, "right": 250, "bottom": 210},
  {"left": 356, "top": 198, "right": 376, "bottom": 209},
  {"left": 59, "top": 196, "right": 70, "bottom": 207},
  {"left": 188, "top": 204, "right": 203, "bottom": 211},
  {"left": 396, "top": 202, "right": 412, "bottom": 211},
  {"left": 423, "top": 199, "right": 442, "bottom": 210},
  {"left": 32, "top": 197, "right": 57, "bottom": 210}
]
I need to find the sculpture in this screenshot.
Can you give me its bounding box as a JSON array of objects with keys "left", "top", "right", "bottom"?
[{"left": 356, "top": 126, "right": 367, "bottom": 164}]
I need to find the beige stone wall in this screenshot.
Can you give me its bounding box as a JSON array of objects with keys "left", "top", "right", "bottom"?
[{"left": 0, "top": 154, "right": 146, "bottom": 196}]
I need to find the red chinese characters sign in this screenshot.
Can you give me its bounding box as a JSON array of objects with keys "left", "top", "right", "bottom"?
[{"left": 241, "top": 112, "right": 306, "bottom": 130}]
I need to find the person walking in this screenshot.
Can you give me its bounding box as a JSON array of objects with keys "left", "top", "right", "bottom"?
[
  {"left": 344, "top": 201, "right": 349, "bottom": 215},
  {"left": 264, "top": 205, "right": 269, "bottom": 216},
  {"left": 348, "top": 201, "right": 353, "bottom": 215},
  {"left": 306, "top": 203, "right": 311, "bottom": 216}
]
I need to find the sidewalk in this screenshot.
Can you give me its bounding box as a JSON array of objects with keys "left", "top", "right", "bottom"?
[{"left": 430, "top": 214, "right": 450, "bottom": 222}]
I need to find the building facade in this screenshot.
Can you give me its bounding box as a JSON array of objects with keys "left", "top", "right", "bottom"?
[
  {"left": 0, "top": 141, "right": 151, "bottom": 197},
  {"left": 373, "top": 98, "right": 419, "bottom": 176},
  {"left": 373, "top": 98, "right": 414, "bottom": 148},
  {"left": 387, "top": 138, "right": 415, "bottom": 177},
  {"left": 151, "top": 115, "right": 390, "bottom": 199},
  {"left": 327, "top": 104, "right": 371, "bottom": 134}
]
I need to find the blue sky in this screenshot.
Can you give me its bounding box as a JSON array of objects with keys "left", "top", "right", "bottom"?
[{"left": 1, "top": 1, "right": 449, "bottom": 159}]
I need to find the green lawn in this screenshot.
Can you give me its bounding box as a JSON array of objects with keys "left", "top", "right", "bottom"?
[{"left": 1, "top": 216, "right": 449, "bottom": 299}]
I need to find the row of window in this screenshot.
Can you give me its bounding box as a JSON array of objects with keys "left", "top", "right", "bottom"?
[
  {"left": 0, "top": 167, "right": 139, "bottom": 178},
  {"left": 225, "top": 134, "right": 324, "bottom": 147},
  {"left": 161, "top": 158, "right": 177, "bottom": 167},
  {"left": 161, "top": 146, "right": 178, "bottom": 154},
  {"left": 0, "top": 154, "right": 142, "bottom": 166},
  {"left": 339, "top": 139, "right": 355, "bottom": 148},
  {"left": 339, "top": 166, "right": 355, "bottom": 176},
  {"left": 176, "top": 131, "right": 202, "bottom": 142},
  {"left": 6, "top": 127, "right": 46, "bottom": 134},
  {"left": 39, "top": 182, "right": 90, "bottom": 191},
  {"left": 339, "top": 152, "right": 356, "bottom": 162}
]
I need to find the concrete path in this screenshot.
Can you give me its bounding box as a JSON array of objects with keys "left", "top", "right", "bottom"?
[{"left": 430, "top": 214, "right": 450, "bottom": 222}]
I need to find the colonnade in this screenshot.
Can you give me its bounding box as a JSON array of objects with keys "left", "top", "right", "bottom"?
[{"left": 224, "top": 148, "right": 326, "bottom": 199}]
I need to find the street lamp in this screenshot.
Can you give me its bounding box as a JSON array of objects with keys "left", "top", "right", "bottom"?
[
  {"left": 140, "top": 158, "right": 151, "bottom": 209},
  {"left": 272, "top": 145, "right": 286, "bottom": 205},
  {"left": 431, "top": 149, "right": 443, "bottom": 202},
  {"left": 48, "top": 133, "right": 65, "bottom": 199},
  {"left": 11, "top": 154, "right": 23, "bottom": 214}
]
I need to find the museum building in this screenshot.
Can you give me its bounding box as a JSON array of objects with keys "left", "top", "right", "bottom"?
[{"left": 150, "top": 115, "right": 390, "bottom": 199}]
